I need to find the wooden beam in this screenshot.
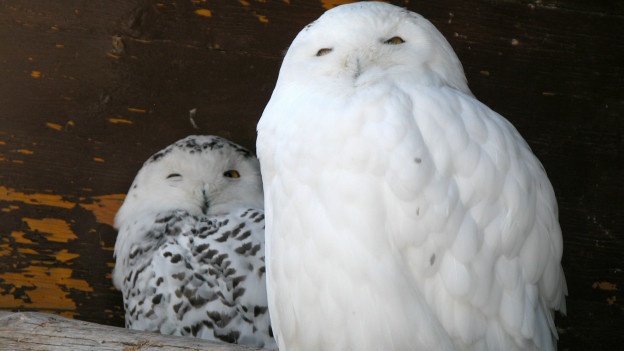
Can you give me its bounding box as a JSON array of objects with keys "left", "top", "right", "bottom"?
[{"left": 0, "top": 311, "right": 263, "bottom": 351}]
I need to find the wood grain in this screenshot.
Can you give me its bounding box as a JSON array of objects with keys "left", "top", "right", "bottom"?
[
  {"left": 0, "top": 311, "right": 262, "bottom": 350},
  {"left": 0, "top": 0, "right": 622, "bottom": 350}
]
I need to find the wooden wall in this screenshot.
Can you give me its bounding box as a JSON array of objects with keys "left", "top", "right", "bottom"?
[{"left": 0, "top": 0, "right": 621, "bottom": 349}]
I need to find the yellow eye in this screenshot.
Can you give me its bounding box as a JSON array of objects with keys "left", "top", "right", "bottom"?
[
  {"left": 316, "top": 48, "right": 333, "bottom": 56},
  {"left": 384, "top": 36, "right": 405, "bottom": 45},
  {"left": 223, "top": 170, "right": 240, "bottom": 178}
]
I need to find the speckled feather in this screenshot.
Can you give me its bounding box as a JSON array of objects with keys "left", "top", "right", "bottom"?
[
  {"left": 257, "top": 3, "right": 566, "bottom": 351},
  {"left": 113, "top": 135, "right": 275, "bottom": 349}
]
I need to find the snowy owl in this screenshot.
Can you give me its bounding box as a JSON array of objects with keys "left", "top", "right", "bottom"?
[
  {"left": 113, "top": 135, "right": 276, "bottom": 349},
  {"left": 256, "top": 2, "right": 566, "bottom": 351}
]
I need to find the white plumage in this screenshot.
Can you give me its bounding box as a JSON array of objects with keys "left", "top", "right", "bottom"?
[
  {"left": 113, "top": 135, "right": 276, "bottom": 349},
  {"left": 256, "top": 2, "right": 566, "bottom": 350}
]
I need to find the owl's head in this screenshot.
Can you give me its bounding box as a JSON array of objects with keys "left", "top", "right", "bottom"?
[
  {"left": 276, "top": 1, "right": 470, "bottom": 94},
  {"left": 114, "top": 135, "right": 263, "bottom": 229}
]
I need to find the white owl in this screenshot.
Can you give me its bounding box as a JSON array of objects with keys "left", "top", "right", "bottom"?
[
  {"left": 113, "top": 135, "right": 276, "bottom": 349},
  {"left": 256, "top": 2, "right": 566, "bottom": 351}
]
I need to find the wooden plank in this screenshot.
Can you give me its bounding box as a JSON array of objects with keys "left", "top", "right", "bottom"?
[{"left": 0, "top": 311, "right": 261, "bottom": 350}]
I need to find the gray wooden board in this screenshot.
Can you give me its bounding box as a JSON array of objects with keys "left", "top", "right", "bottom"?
[{"left": 0, "top": 311, "right": 264, "bottom": 351}]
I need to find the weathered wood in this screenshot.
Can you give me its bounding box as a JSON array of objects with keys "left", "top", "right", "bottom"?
[
  {"left": 0, "top": 311, "right": 262, "bottom": 351},
  {"left": 0, "top": 0, "right": 622, "bottom": 350}
]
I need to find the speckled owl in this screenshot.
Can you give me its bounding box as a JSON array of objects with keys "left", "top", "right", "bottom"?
[{"left": 113, "top": 135, "right": 276, "bottom": 349}]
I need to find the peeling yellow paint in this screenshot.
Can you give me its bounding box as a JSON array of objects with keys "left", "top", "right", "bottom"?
[
  {"left": 12, "top": 231, "right": 32, "bottom": 244},
  {"left": 108, "top": 118, "right": 133, "bottom": 124},
  {"left": 46, "top": 122, "right": 63, "bottom": 131},
  {"left": 79, "top": 194, "right": 125, "bottom": 227},
  {"left": 321, "top": 0, "right": 356, "bottom": 9},
  {"left": 55, "top": 249, "right": 80, "bottom": 263},
  {"left": 93, "top": 157, "right": 105, "bottom": 162},
  {"left": 30, "top": 71, "right": 42, "bottom": 78},
  {"left": 17, "top": 149, "right": 34, "bottom": 155},
  {"left": 239, "top": 0, "right": 250, "bottom": 5},
  {"left": 18, "top": 247, "right": 38, "bottom": 255},
  {"left": 23, "top": 218, "right": 77, "bottom": 242},
  {"left": 0, "top": 266, "right": 92, "bottom": 310},
  {"left": 0, "top": 186, "right": 75, "bottom": 209},
  {"left": 107, "top": 53, "right": 120, "bottom": 59},
  {"left": 2, "top": 205, "right": 20, "bottom": 213},
  {"left": 255, "top": 13, "right": 269, "bottom": 23},
  {"left": 593, "top": 281, "right": 617, "bottom": 291},
  {"left": 51, "top": 26, "right": 59, "bottom": 30},
  {"left": 195, "top": 9, "right": 212, "bottom": 17},
  {"left": 127, "top": 107, "right": 146, "bottom": 113},
  {"left": 0, "top": 243, "right": 10, "bottom": 256}
]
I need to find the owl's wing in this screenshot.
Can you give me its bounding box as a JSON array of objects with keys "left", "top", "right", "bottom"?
[
  {"left": 117, "top": 210, "right": 195, "bottom": 333},
  {"left": 386, "top": 86, "right": 566, "bottom": 350},
  {"left": 197, "top": 208, "right": 275, "bottom": 349},
  {"left": 118, "top": 209, "right": 275, "bottom": 349}
]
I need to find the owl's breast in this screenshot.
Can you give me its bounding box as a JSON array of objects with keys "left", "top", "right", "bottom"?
[{"left": 258, "top": 82, "right": 453, "bottom": 349}]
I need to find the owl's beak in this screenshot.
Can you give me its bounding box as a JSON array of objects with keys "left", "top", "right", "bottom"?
[
  {"left": 201, "top": 188, "right": 210, "bottom": 214},
  {"left": 354, "top": 58, "right": 362, "bottom": 79},
  {"left": 349, "top": 49, "right": 374, "bottom": 81}
]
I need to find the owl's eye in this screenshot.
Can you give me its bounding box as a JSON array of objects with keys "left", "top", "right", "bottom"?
[
  {"left": 316, "top": 48, "right": 333, "bottom": 56},
  {"left": 384, "top": 36, "right": 405, "bottom": 45},
  {"left": 166, "top": 173, "right": 182, "bottom": 180},
  {"left": 223, "top": 170, "right": 240, "bottom": 178}
]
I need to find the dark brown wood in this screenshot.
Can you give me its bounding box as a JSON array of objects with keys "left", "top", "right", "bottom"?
[
  {"left": 0, "top": 1, "right": 622, "bottom": 350},
  {"left": 0, "top": 311, "right": 261, "bottom": 350}
]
